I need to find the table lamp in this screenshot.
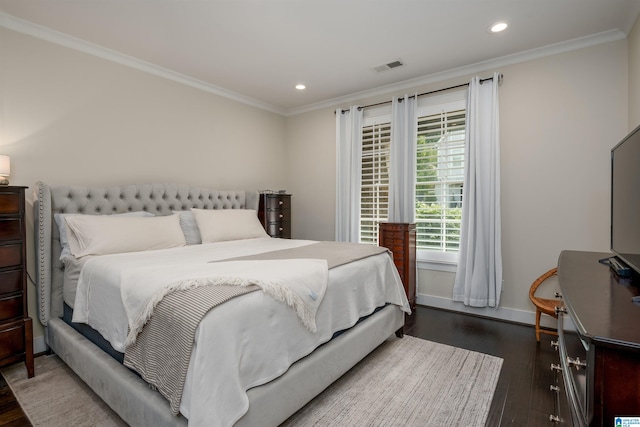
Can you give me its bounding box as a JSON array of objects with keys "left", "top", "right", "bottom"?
[{"left": 0, "top": 155, "right": 10, "bottom": 185}]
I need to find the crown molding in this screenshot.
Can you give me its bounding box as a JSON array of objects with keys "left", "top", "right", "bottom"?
[
  {"left": 0, "top": 12, "right": 286, "bottom": 115},
  {"left": 285, "top": 28, "right": 626, "bottom": 116},
  {"left": 0, "top": 12, "right": 626, "bottom": 118}
]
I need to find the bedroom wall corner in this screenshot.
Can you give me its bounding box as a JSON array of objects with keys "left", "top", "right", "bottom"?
[{"left": 284, "top": 108, "right": 337, "bottom": 241}]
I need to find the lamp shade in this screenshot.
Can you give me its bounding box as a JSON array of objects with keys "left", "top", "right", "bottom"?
[
  {"left": 0, "top": 155, "right": 9, "bottom": 176},
  {"left": 0, "top": 155, "right": 10, "bottom": 185}
]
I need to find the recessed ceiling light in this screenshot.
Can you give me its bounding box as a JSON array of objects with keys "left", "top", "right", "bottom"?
[
  {"left": 295, "top": 84, "right": 306, "bottom": 90},
  {"left": 489, "top": 22, "right": 508, "bottom": 33}
]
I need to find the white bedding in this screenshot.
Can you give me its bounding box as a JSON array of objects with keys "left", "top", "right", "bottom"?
[{"left": 70, "top": 237, "right": 410, "bottom": 427}]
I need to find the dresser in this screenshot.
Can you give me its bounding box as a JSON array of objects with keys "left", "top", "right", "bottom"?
[
  {"left": 378, "top": 223, "right": 416, "bottom": 310},
  {"left": 0, "top": 186, "right": 34, "bottom": 377},
  {"left": 258, "top": 193, "right": 291, "bottom": 239},
  {"left": 552, "top": 250, "right": 640, "bottom": 425}
]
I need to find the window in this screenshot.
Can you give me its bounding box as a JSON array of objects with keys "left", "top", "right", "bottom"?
[
  {"left": 360, "top": 115, "right": 391, "bottom": 245},
  {"left": 358, "top": 92, "right": 466, "bottom": 265},
  {"left": 415, "top": 107, "right": 465, "bottom": 261}
]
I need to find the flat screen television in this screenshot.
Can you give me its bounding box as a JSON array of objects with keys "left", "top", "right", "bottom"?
[{"left": 611, "top": 123, "right": 640, "bottom": 276}]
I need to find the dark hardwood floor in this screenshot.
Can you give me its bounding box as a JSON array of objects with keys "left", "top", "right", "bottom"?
[
  {"left": 0, "top": 371, "right": 29, "bottom": 427},
  {"left": 1, "top": 306, "right": 561, "bottom": 426}
]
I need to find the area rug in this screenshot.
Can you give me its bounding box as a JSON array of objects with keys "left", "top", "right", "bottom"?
[
  {"left": 2, "top": 336, "right": 502, "bottom": 426},
  {"left": 281, "top": 335, "right": 502, "bottom": 426}
]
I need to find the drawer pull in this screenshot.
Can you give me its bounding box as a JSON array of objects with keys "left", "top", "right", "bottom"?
[
  {"left": 279, "top": 214, "right": 284, "bottom": 219},
  {"left": 567, "top": 356, "right": 587, "bottom": 370},
  {"left": 551, "top": 340, "right": 558, "bottom": 350},
  {"left": 278, "top": 201, "right": 284, "bottom": 205},
  {"left": 549, "top": 415, "right": 563, "bottom": 423},
  {"left": 554, "top": 292, "right": 563, "bottom": 298},
  {"left": 550, "top": 384, "right": 559, "bottom": 392},
  {"left": 551, "top": 363, "right": 562, "bottom": 372},
  {"left": 279, "top": 227, "right": 284, "bottom": 231},
  {"left": 555, "top": 306, "right": 567, "bottom": 315}
]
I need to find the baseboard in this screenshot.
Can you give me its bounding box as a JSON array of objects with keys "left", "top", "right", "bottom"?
[{"left": 416, "top": 294, "right": 575, "bottom": 331}]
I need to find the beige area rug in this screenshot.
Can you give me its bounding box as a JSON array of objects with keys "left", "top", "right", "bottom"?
[
  {"left": 2, "top": 336, "right": 502, "bottom": 427},
  {"left": 281, "top": 335, "right": 503, "bottom": 426},
  {"left": 1, "top": 354, "right": 127, "bottom": 427}
]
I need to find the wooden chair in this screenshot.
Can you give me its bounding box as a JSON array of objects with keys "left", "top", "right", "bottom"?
[{"left": 529, "top": 267, "right": 563, "bottom": 341}]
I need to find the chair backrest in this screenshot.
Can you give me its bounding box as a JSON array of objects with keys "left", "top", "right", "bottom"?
[{"left": 529, "top": 267, "right": 558, "bottom": 300}]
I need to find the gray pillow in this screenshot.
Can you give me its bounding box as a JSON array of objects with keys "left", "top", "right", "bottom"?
[{"left": 173, "top": 210, "right": 202, "bottom": 245}]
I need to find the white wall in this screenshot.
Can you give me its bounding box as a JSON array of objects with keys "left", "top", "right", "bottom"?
[
  {"left": 1, "top": 28, "right": 288, "bottom": 345},
  {"left": 629, "top": 13, "right": 640, "bottom": 129},
  {"left": 286, "top": 39, "right": 629, "bottom": 323}
]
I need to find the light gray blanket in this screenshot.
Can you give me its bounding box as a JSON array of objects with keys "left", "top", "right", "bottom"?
[
  {"left": 123, "top": 242, "right": 390, "bottom": 415},
  {"left": 123, "top": 284, "right": 259, "bottom": 414}
]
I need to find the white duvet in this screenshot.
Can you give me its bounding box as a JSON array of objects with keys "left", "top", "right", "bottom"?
[{"left": 72, "top": 237, "right": 410, "bottom": 427}]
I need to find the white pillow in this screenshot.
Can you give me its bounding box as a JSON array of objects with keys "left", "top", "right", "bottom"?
[
  {"left": 64, "top": 214, "right": 186, "bottom": 258},
  {"left": 173, "top": 210, "right": 202, "bottom": 245},
  {"left": 192, "top": 208, "right": 268, "bottom": 243},
  {"left": 54, "top": 211, "right": 154, "bottom": 260}
]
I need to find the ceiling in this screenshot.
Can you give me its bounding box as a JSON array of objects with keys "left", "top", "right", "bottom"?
[{"left": 2, "top": 1, "right": 640, "bottom": 115}]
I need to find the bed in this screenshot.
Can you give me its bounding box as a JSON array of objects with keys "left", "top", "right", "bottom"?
[{"left": 33, "top": 182, "right": 409, "bottom": 427}]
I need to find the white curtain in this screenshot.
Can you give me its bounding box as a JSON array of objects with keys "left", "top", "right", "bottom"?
[
  {"left": 388, "top": 95, "right": 417, "bottom": 223},
  {"left": 453, "top": 72, "right": 502, "bottom": 307},
  {"left": 335, "top": 106, "right": 363, "bottom": 242}
]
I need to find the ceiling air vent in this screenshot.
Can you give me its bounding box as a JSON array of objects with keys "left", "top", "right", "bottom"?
[{"left": 372, "top": 59, "right": 404, "bottom": 73}]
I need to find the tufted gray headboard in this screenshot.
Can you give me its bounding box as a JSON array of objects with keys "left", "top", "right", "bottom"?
[{"left": 34, "top": 182, "right": 259, "bottom": 328}]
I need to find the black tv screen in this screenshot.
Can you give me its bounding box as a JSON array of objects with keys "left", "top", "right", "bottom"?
[{"left": 611, "top": 123, "right": 640, "bottom": 274}]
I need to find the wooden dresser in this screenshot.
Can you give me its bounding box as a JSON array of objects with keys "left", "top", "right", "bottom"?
[
  {"left": 0, "top": 186, "right": 34, "bottom": 377},
  {"left": 554, "top": 250, "right": 640, "bottom": 425},
  {"left": 378, "top": 222, "right": 416, "bottom": 310},
  {"left": 258, "top": 193, "right": 291, "bottom": 239}
]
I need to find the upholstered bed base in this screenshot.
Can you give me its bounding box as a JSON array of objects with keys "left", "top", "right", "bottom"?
[
  {"left": 34, "top": 182, "right": 404, "bottom": 426},
  {"left": 48, "top": 306, "right": 402, "bottom": 426}
]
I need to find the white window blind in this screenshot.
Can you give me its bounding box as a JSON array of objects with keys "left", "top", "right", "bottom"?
[
  {"left": 416, "top": 108, "right": 466, "bottom": 255},
  {"left": 360, "top": 120, "right": 391, "bottom": 245},
  {"left": 356, "top": 92, "right": 466, "bottom": 266}
]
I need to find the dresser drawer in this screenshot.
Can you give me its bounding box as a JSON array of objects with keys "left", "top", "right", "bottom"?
[
  {"left": 265, "top": 210, "right": 288, "bottom": 222},
  {"left": 266, "top": 221, "right": 291, "bottom": 238},
  {"left": 0, "top": 218, "right": 21, "bottom": 241},
  {"left": 0, "top": 193, "right": 20, "bottom": 214},
  {"left": 0, "top": 293, "right": 23, "bottom": 322},
  {"left": 265, "top": 196, "right": 291, "bottom": 210},
  {"left": 0, "top": 320, "right": 25, "bottom": 361},
  {"left": 0, "top": 243, "right": 22, "bottom": 268},
  {"left": 0, "top": 268, "right": 22, "bottom": 294}
]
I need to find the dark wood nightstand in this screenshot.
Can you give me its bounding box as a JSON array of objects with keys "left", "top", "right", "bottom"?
[
  {"left": 258, "top": 193, "right": 291, "bottom": 238},
  {"left": 0, "top": 186, "right": 34, "bottom": 378},
  {"left": 379, "top": 222, "right": 416, "bottom": 311}
]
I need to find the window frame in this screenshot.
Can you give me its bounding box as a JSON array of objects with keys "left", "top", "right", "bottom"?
[
  {"left": 415, "top": 91, "right": 467, "bottom": 266},
  {"left": 356, "top": 91, "right": 467, "bottom": 268}
]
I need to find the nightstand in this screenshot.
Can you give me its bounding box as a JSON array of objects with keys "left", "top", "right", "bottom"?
[
  {"left": 379, "top": 222, "right": 416, "bottom": 311},
  {"left": 258, "top": 193, "right": 291, "bottom": 238},
  {"left": 0, "top": 186, "right": 34, "bottom": 377}
]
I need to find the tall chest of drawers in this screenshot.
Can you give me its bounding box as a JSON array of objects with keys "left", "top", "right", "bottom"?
[
  {"left": 378, "top": 222, "right": 416, "bottom": 311},
  {"left": 0, "top": 186, "right": 34, "bottom": 377},
  {"left": 258, "top": 193, "right": 291, "bottom": 239}
]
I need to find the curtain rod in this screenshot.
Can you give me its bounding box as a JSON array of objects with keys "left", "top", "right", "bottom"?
[{"left": 337, "top": 73, "right": 503, "bottom": 114}]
